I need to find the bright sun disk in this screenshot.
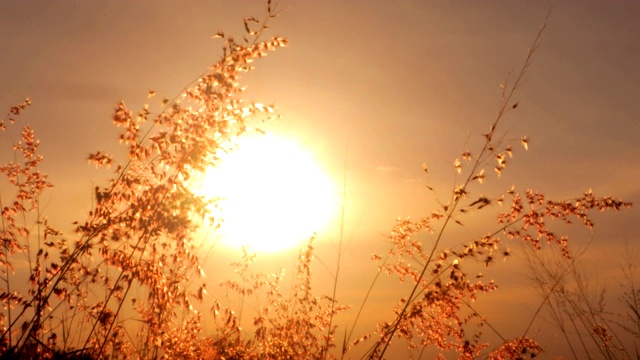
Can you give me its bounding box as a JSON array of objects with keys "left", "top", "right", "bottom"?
[{"left": 193, "top": 133, "right": 337, "bottom": 253}]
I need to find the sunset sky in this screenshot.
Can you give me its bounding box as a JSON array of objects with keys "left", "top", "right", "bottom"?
[{"left": 1, "top": 1, "right": 639, "bottom": 357}]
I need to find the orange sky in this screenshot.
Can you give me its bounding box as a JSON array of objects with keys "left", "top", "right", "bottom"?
[{"left": 1, "top": 1, "right": 639, "bottom": 358}]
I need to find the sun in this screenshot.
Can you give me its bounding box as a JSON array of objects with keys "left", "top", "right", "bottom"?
[{"left": 193, "top": 133, "right": 337, "bottom": 253}]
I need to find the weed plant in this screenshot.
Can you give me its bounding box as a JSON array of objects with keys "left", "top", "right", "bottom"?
[{"left": 0, "top": 2, "right": 634, "bottom": 359}]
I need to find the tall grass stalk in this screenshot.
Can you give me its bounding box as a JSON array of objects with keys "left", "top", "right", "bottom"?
[{"left": 367, "top": 9, "right": 551, "bottom": 359}]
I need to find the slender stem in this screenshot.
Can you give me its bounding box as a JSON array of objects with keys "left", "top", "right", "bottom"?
[
  {"left": 343, "top": 254, "right": 389, "bottom": 359},
  {"left": 0, "top": 194, "right": 11, "bottom": 348},
  {"left": 325, "top": 147, "right": 348, "bottom": 359},
  {"left": 461, "top": 299, "right": 506, "bottom": 344},
  {"left": 371, "top": 10, "right": 551, "bottom": 358}
]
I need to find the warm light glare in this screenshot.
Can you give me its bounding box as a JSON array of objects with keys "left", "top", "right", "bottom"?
[{"left": 195, "top": 133, "right": 337, "bottom": 253}]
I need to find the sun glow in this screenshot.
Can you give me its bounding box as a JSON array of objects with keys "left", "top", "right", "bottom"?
[{"left": 194, "top": 133, "right": 337, "bottom": 253}]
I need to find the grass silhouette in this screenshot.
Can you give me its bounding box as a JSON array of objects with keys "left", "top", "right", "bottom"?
[{"left": 0, "top": 2, "right": 634, "bottom": 359}]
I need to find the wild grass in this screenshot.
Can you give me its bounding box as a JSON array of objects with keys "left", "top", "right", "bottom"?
[{"left": 0, "top": 2, "right": 634, "bottom": 359}]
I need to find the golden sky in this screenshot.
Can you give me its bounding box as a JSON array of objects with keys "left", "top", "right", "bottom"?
[{"left": 1, "top": 1, "right": 639, "bottom": 358}]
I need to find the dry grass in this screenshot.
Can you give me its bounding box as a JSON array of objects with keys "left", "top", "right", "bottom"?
[{"left": 0, "top": 2, "right": 633, "bottom": 359}]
